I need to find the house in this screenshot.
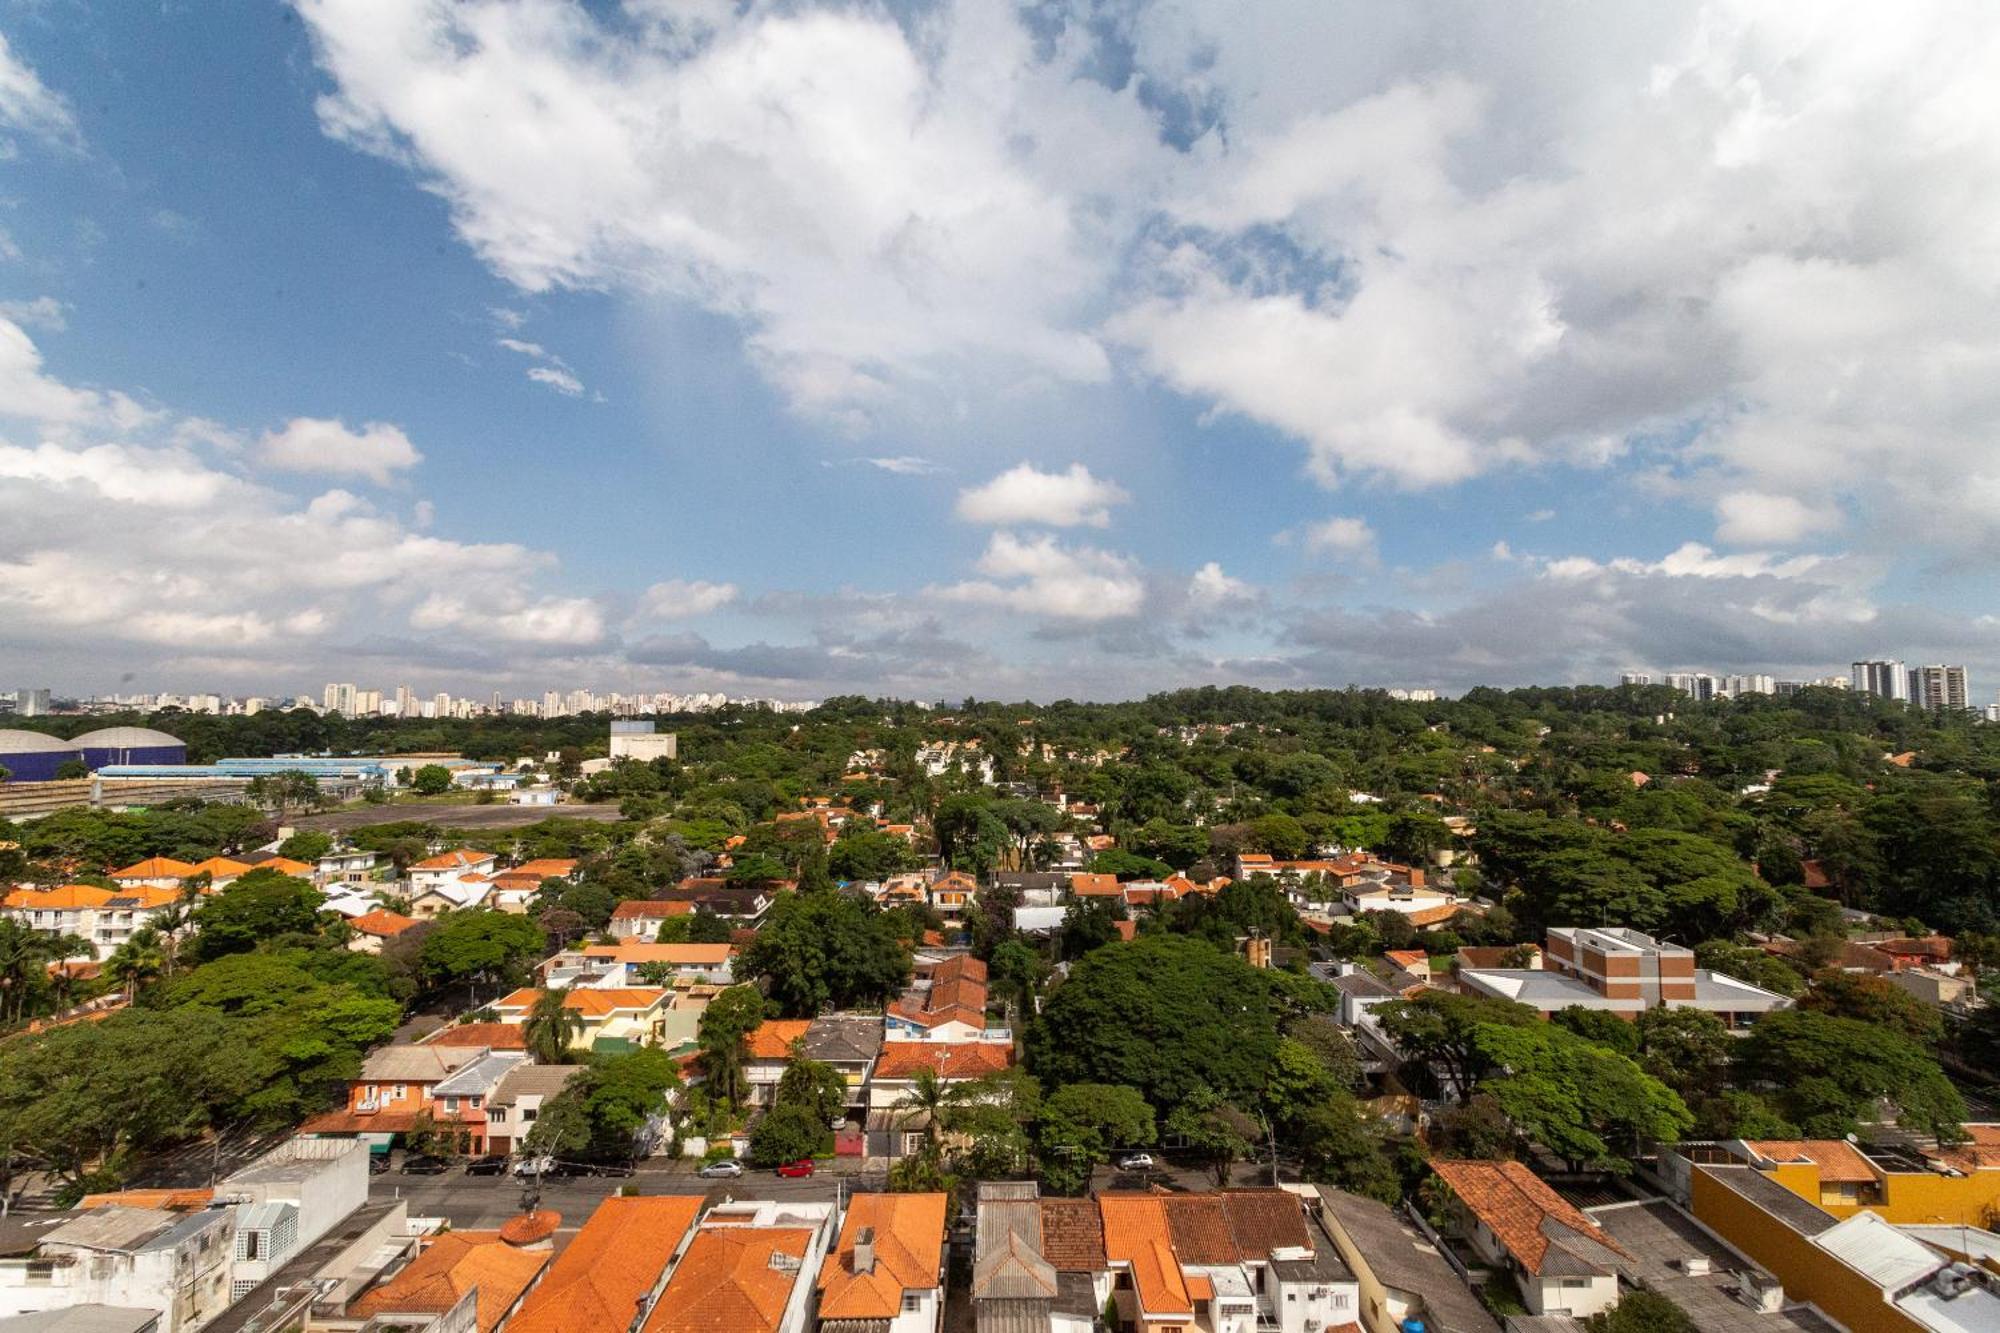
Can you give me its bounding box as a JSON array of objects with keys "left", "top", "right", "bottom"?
[
  {"left": 929, "top": 871, "right": 977, "bottom": 917},
  {"left": 408, "top": 849, "right": 498, "bottom": 893},
  {"left": 1428, "top": 1159, "right": 1629, "bottom": 1319},
  {"left": 1673, "top": 1128, "right": 2000, "bottom": 1227},
  {"left": 298, "top": 1044, "right": 490, "bottom": 1136},
  {"left": 346, "top": 908, "right": 418, "bottom": 954},
  {"left": 218, "top": 1138, "right": 370, "bottom": 1299},
  {"left": 971, "top": 1183, "right": 1100, "bottom": 1333},
  {"left": 815, "top": 1193, "right": 948, "bottom": 1333},
  {"left": 346, "top": 1227, "right": 551, "bottom": 1333},
  {"left": 745, "top": 1020, "right": 815, "bottom": 1105},
  {"left": 608, "top": 898, "right": 695, "bottom": 941},
  {"left": 0, "top": 1207, "right": 233, "bottom": 1333},
  {"left": 1344, "top": 881, "right": 1460, "bottom": 920},
  {"left": 507, "top": 1196, "right": 703, "bottom": 1333},
  {"left": 572, "top": 942, "right": 736, "bottom": 987},
  {"left": 408, "top": 877, "right": 493, "bottom": 917},
  {"left": 426, "top": 1050, "right": 530, "bottom": 1154},
  {"left": 183, "top": 857, "right": 252, "bottom": 888},
  {"left": 1884, "top": 967, "right": 1979, "bottom": 1011},
  {"left": 106, "top": 859, "right": 195, "bottom": 890},
  {"left": 1459, "top": 927, "right": 1793, "bottom": 1027},
  {"left": 314, "top": 850, "right": 379, "bottom": 884},
  {"left": 1, "top": 885, "right": 182, "bottom": 961},
  {"left": 422, "top": 1021, "right": 528, "bottom": 1050},
  {"left": 642, "top": 1199, "right": 836, "bottom": 1333},
  {"left": 993, "top": 872, "right": 1068, "bottom": 905},
  {"left": 244, "top": 855, "right": 314, "bottom": 878},
  {"left": 481, "top": 1064, "right": 586, "bottom": 1156},
  {"left": 1579, "top": 1194, "right": 1840, "bottom": 1333},
  {"left": 1313, "top": 1187, "right": 1499, "bottom": 1333},
  {"left": 1689, "top": 1164, "right": 2000, "bottom": 1332},
  {"left": 510, "top": 858, "right": 579, "bottom": 882},
  {"left": 802, "top": 1016, "right": 885, "bottom": 1117},
  {"left": 888, "top": 955, "right": 993, "bottom": 1041},
  {"left": 490, "top": 988, "right": 672, "bottom": 1055},
  {"left": 867, "top": 1044, "right": 1015, "bottom": 1159},
  {"left": 1067, "top": 873, "right": 1121, "bottom": 899}
]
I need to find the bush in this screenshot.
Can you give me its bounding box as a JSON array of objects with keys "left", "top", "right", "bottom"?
[{"left": 748, "top": 1102, "right": 830, "bottom": 1167}]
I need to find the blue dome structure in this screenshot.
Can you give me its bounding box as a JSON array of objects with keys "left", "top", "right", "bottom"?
[
  {"left": 72, "top": 725, "right": 187, "bottom": 770},
  {"left": 0, "top": 729, "right": 83, "bottom": 782}
]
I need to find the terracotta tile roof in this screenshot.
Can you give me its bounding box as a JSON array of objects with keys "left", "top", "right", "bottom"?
[
  {"left": 509, "top": 1196, "right": 702, "bottom": 1333},
  {"left": 746, "top": 1019, "right": 812, "bottom": 1061},
  {"left": 1403, "top": 904, "right": 1462, "bottom": 928},
  {"left": 350, "top": 908, "right": 418, "bottom": 938},
  {"left": 78, "top": 1187, "right": 214, "bottom": 1212},
  {"left": 643, "top": 1227, "right": 816, "bottom": 1333},
  {"left": 251, "top": 856, "right": 314, "bottom": 876},
  {"left": 610, "top": 898, "right": 695, "bottom": 920},
  {"left": 1218, "top": 1189, "right": 1312, "bottom": 1258},
  {"left": 1098, "top": 1195, "right": 1192, "bottom": 1317},
  {"left": 817, "top": 1193, "right": 947, "bottom": 1319},
  {"left": 496, "top": 987, "right": 667, "bottom": 1018},
  {"left": 1429, "top": 1159, "right": 1630, "bottom": 1277},
  {"left": 512, "top": 858, "right": 579, "bottom": 878},
  {"left": 4, "top": 884, "right": 115, "bottom": 910},
  {"left": 185, "top": 857, "right": 252, "bottom": 879},
  {"left": 412, "top": 849, "right": 496, "bottom": 872},
  {"left": 1038, "top": 1199, "right": 1106, "bottom": 1270},
  {"left": 108, "top": 857, "right": 197, "bottom": 880},
  {"left": 1743, "top": 1139, "right": 1878, "bottom": 1184},
  {"left": 1936, "top": 1124, "right": 2000, "bottom": 1174},
  {"left": 582, "top": 943, "right": 734, "bottom": 965},
  {"left": 1385, "top": 949, "right": 1429, "bottom": 969},
  {"left": 1161, "top": 1194, "right": 1234, "bottom": 1264},
  {"left": 872, "top": 1042, "right": 1014, "bottom": 1080},
  {"left": 350, "top": 1230, "right": 551, "bottom": 1333},
  {"left": 424, "top": 1022, "right": 527, "bottom": 1049},
  {"left": 928, "top": 954, "right": 987, "bottom": 984},
  {"left": 1068, "top": 873, "right": 1121, "bottom": 897}
]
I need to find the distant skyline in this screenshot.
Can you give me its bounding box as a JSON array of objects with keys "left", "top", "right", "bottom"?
[{"left": 4, "top": 4, "right": 2000, "bottom": 702}]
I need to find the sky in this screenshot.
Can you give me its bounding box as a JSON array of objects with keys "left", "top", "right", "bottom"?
[{"left": 2, "top": 0, "right": 1999, "bottom": 704}]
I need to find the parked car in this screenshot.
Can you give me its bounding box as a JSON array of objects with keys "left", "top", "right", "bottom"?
[
  {"left": 589, "top": 1160, "right": 636, "bottom": 1178},
  {"left": 775, "top": 1159, "right": 815, "bottom": 1178},
  {"left": 368, "top": 1154, "right": 391, "bottom": 1175},
  {"left": 1115, "top": 1153, "right": 1155, "bottom": 1172},
  {"left": 512, "top": 1155, "right": 554, "bottom": 1177},
  {"left": 698, "top": 1159, "right": 745, "bottom": 1179},
  {"left": 464, "top": 1156, "right": 509, "bottom": 1176},
  {"left": 401, "top": 1155, "right": 449, "bottom": 1175}
]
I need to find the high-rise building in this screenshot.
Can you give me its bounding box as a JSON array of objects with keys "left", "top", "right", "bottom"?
[
  {"left": 1850, "top": 660, "right": 1908, "bottom": 701},
  {"left": 1665, "top": 673, "right": 1716, "bottom": 701},
  {"left": 1724, "top": 674, "right": 1774, "bottom": 697},
  {"left": 1620, "top": 672, "right": 1652, "bottom": 687},
  {"left": 15, "top": 688, "right": 50, "bottom": 717},
  {"left": 1909, "top": 664, "right": 1969, "bottom": 712}
]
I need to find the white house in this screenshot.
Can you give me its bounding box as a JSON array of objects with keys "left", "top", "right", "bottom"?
[{"left": 0, "top": 1208, "right": 232, "bottom": 1333}]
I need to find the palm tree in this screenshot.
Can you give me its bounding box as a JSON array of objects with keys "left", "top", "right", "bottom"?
[
  {"left": 106, "top": 927, "right": 167, "bottom": 1000},
  {"left": 523, "top": 987, "right": 584, "bottom": 1064},
  {"left": 892, "top": 1065, "right": 968, "bottom": 1168}
]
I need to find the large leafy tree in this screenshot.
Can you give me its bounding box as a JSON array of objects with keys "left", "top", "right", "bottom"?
[
  {"left": 697, "top": 984, "right": 767, "bottom": 1108},
  {"left": 1030, "top": 936, "right": 1286, "bottom": 1109},
  {"left": 737, "top": 892, "right": 910, "bottom": 1015},
  {"left": 1470, "top": 1023, "right": 1694, "bottom": 1171},
  {"left": 1374, "top": 990, "right": 1538, "bottom": 1103},
  {"left": 1743, "top": 1009, "right": 1965, "bottom": 1138},
  {"left": 417, "top": 910, "right": 546, "bottom": 994},
  {"left": 1034, "top": 1082, "right": 1155, "bottom": 1195},
  {"left": 190, "top": 870, "right": 325, "bottom": 962}
]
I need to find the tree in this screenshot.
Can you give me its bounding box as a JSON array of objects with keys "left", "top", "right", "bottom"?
[
  {"left": 1131, "top": 820, "right": 1209, "bottom": 872},
  {"left": 1088, "top": 849, "right": 1172, "bottom": 882},
  {"left": 524, "top": 988, "right": 584, "bottom": 1063},
  {"left": 190, "top": 870, "right": 324, "bottom": 962},
  {"left": 1058, "top": 897, "right": 1125, "bottom": 961},
  {"left": 277, "top": 830, "right": 334, "bottom": 862},
  {"left": 1634, "top": 1007, "right": 1733, "bottom": 1101},
  {"left": 776, "top": 1057, "right": 848, "bottom": 1128},
  {"left": 750, "top": 1102, "right": 830, "bottom": 1166},
  {"left": 1693, "top": 940, "right": 1804, "bottom": 998},
  {"left": 1031, "top": 937, "right": 1290, "bottom": 1110},
  {"left": 1293, "top": 1095, "right": 1400, "bottom": 1203},
  {"left": 1585, "top": 1290, "right": 1697, "bottom": 1333},
  {"left": 737, "top": 892, "right": 910, "bottom": 1016},
  {"left": 698, "top": 985, "right": 767, "bottom": 1108},
  {"left": 417, "top": 911, "right": 546, "bottom": 995},
  {"left": 105, "top": 927, "right": 168, "bottom": 998},
  {"left": 989, "top": 938, "right": 1047, "bottom": 1025},
  {"left": 1800, "top": 970, "right": 1945, "bottom": 1045},
  {"left": 1743, "top": 1009, "right": 1965, "bottom": 1138},
  {"left": 54, "top": 759, "right": 89, "bottom": 781},
  {"left": 0, "top": 920, "right": 89, "bottom": 1022},
  {"left": 246, "top": 770, "right": 324, "bottom": 818},
  {"left": 1553, "top": 1006, "right": 1641, "bottom": 1057},
  {"left": 410, "top": 765, "right": 454, "bottom": 796},
  {"left": 1471, "top": 1023, "right": 1694, "bottom": 1171},
  {"left": 1166, "top": 1088, "right": 1259, "bottom": 1186},
  {"left": 1034, "top": 1083, "right": 1155, "bottom": 1195},
  {"left": 1374, "top": 990, "right": 1537, "bottom": 1103}
]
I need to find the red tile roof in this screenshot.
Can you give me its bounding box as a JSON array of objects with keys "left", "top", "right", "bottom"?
[
  {"left": 643, "top": 1227, "right": 816, "bottom": 1333},
  {"left": 508, "top": 1196, "right": 702, "bottom": 1333},
  {"left": 350, "top": 908, "right": 418, "bottom": 938},
  {"left": 817, "top": 1193, "right": 947, "bottom": 1320},
  {"left": 1429, "top": 1159, "right": 1630, "bottom": 1276},
  {"left": 1742, "top": 1139, "right": 1877, "bottom": 1184},
  {"left": 350, "top": 1231, "right": 550, "bottom": 1333},
  {"left": 872, "top": 1042, "right": 1014, "bottom": 1080},
  {"left": 423, "top": 1022, "right": 527, "bottom": 1049}
]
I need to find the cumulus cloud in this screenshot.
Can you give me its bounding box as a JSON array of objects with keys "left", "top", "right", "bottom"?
[
  {"left": 1301, "top": 517, "right": 1378, "bottom": 562},
  {"left": 0, "top": 297, "right": 66, "bottom": 331},
  {"left": 1187, "top": 561, "right": 1256, "bottom": 609},
  {"left": 636, "top": 578, "right": 738, "bottom": 620},
  {"left": 939, "top": 532, "right": 1146, "bottom": 621},
  {"left": 1714, "top": 491, "right": 1836, "bottom": 546},
  {"left": 257, "top": 417, "right": 423, "bottom": 485},
  {"left": 955, "top": 463, "right": 1130, "bottom": 528},
  {"left": 0, "top": 32, "right": 79, "bottom": 150}
]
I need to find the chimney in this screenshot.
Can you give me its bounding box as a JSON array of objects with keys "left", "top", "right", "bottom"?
[{"left": 854, "top": 1226, "right": 875, "bottom": 1275}]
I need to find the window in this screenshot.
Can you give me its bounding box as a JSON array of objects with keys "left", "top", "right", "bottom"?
[
  {"left": 441, "top": 1097, "right": 459, "bottom": 1114},
  {"left": 488, "top": 1107, "right": 507, "bottom": 1123},
  {"left": 522, "top": 1108, "right": 538, "bottom": 1122},
  {"left": 902, "top": 1293, "right": 923, "bottom": 1312}
]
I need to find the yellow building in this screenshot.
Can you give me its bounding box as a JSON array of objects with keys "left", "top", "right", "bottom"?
[{"left": 1710, "top": 1131, "right": 2000, "bottom": 1228}]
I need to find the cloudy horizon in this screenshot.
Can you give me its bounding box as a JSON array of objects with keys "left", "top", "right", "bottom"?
[{"left": 3, "top": 3, "right": 1998, "bottom": 703}]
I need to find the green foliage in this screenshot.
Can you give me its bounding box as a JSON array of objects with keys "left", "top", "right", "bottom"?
[
  {"left": 1374, "top": 990, "right": 1539, "bottom": 1103},
  {"left": 1030, "top": 936, "right": 1290, "bottom": 1109},
  {"left": 410, "top": 764, "right": 454, "bottom": 795},
  {"left": 1087, "top": 848, "right": 1172, "bottom": 881},
  {"left": 1470, "top": 1022, "right": 1693, "bottom": 1169},
  {"left": 1058, "top": 897, "right": 1125, "bottom": 960},
  {"left": 417, "top": 910, "right": 546, "bottom": 989},
  {"left": 1799, "top": 969, "right": 1945, "bottom": 1045},
  {"left": 190, "top": 870, "right": 324, "bottom": 962},
  {"left": 750, "top": 1101, "right": 831, "bottom": 1166},
  {"left": 1692, "top": 940, "right": 1806, "bottom": 998},
  {"left": 524, "top": 987, "right": 585, "bottom": 1063},
  {"left": 828, "top": 827, "right": 924, "bottom": 881},
  {"left": 738, "top": 892, "right": 911, "bottom": 1015},
  {"left": 1553, "top": 1006, "right": 1641, "bottom": 1057},
  {"left": 1166, "top": 1088, "right": 1260, "bottom": 1186},
  {"left": 1585, "top": 1289, "right": 1698, "bottom": 1333},
  {"left": 1743, "top": 1009, "right": 1965, "bottom": 1138},
  {"left": 698, "top": 984, "right": 768, "bottom": 1108},
  {"left": 276, "top": 830, "right": 333, "bottom": 862},
  {"left": 1035, "top": 1083, "right": 1155, "bottom": 1194},
  {"left": 775, "top": 1057, "right": 848, "bottom": 1126}
]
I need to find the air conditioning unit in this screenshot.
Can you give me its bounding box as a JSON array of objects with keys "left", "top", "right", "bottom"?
[
  {"left": 1679, "top": 1256, "right": 1711, "bottom": 1277},
  {"left": 1738, "top": 1271, "right": 1784, "bottom": 1313}
]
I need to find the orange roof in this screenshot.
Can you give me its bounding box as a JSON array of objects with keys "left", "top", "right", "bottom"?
[
  {"left": 424, "top": 1022, "right": 527, "bottom": 1049},
  {"left": 644, "top": 1227, "right": 816, "bottom": 1333},
  {"left": 1429, "top": 1159, "right": 1630, "bottom": 1276},
  {"left": 1743, "top": 1139, "right": 1878, "bottom": 1184},
  {"left": 1112, "top": 920, "right": 1137, "bottom": 942},
  {"left": 350, "top": 908, "right": 418, "bottom": 937},
  {"left": 186, "top": 857, "right": 253, "bottom": 879},
  {"left": 496, "top": 987, "right": 667, "bottom": 1017},
  {"left": 4, "top": 884, "right": 115, "bottom": 910},
  {"left": 350, "top": 1231, "right": 551, "bottom": 1333},
  {"left": 581, "top": 943, "right": 735, "bottom": 965},
  {"left": 611, "top": 898, "right": 695, "bottom": 920},
  {"left": 1098, "top": 1196, "right": 1192, "bottom": 1317},
  {"left": 509, "top": 1196, "right": 702, "bottom": 1333},
  {"left": 746, "top": 1019, "right": 812, "bottom": 1061},
  {"left": 79, "top": 1187, "right": 214, "bottom": 1211},
  {"left": 1185, "top": 1273, "right": 1215, "bottom": 1301},
  {"left": 1069, "top": 873, "right": 1121, "bottom": 897},
  {"left": 253, "top": 856, "right": 314, "bottom": 876},
  {"left": 108, "top": 885, "right": 181, "bottom": 909},
  {"left": 1403, "top": 904, "right": 1462, "bottom": 928},
  {"left": 874, "top": 1042, "right": 1013, "bottom": 1080},
  {"left": 817, "top": 1192, "right": 947, "bottom": 1319},
  {"left": 499, "top": 1211, "right": 561, "bottom": 1246},
  {"left": 512, "top": 858, "right": 579, "bottom": 878},
  {"left": 1385, "top": 950, "right": 1428, "bottom": 968},
  {"left": 412, "top": 849, "right": 495, "bottom": 872},
  {"left": 108, "top": 857, "right": 196, "bottom": 880},
  {"left": 1937, "top": 1124, "right": 2000, "bottom": 1174}
]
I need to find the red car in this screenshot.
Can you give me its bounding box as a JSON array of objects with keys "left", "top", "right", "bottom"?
[{"left": 776, "top": 1159, "right": 815, "bottom": 1178}]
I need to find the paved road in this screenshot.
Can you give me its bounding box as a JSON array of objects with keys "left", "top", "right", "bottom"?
[
  {"left": 292, "top": 802, "right": 630, "bottom": 833},
  {"left": 370, "top": 1159, "right": 882, "bottom": 1233}
]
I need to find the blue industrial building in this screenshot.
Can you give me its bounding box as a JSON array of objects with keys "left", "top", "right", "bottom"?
[
  {"left": 72, "top": 726, "right": 188, "bottom": 769},
  {"left": 0, "top": 729, "right": 83, "bottom": 782}
]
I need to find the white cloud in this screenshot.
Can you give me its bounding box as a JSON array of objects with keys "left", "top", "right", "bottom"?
[
  {"left": 955, "top": 462, "right": 1129, "bottom": 529},
  {"left": 1302, "top": 516, "right": 1378, "bottom": 561},
  {"left": 489, "top": 306, "right": 526, "bottom": 331},
  {"left": 637, "top": 578, "right": 738, "bottom": 620},
  {"left": 0, "top": 31, "right": 79, "bottom": 150},
  {"left": 862, "top": 456, "right": 944, "bottom": 476},
  {"left": 1188, "top": 561, "right": 1255, "bottom": 609},
  {"left": 938, "top": 532, "right": 1145, "bottom": 621},
  {"left": 0, "top": 297, "right": 65, "bottom": 331},
  {"left": 496, "top": 338, "right": 549, "bottom": 359},
  {"left": 1714, "top": 491, "right": 1835, "bottom": 546},
  {"left": 0, "top": 316, "right": 155, "bottom": 430},
  {"left": 257, "top": 417, "right": 422, "bottom": 485},
  {"left": 409, "top": 593, "right": 605, "bottom": 645},
  {"left": 526, "top": 365, "right": 584, "bottom": 396}
]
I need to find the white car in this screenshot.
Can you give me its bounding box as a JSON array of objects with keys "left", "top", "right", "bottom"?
[
  {"left": 511, "top": 1155, "right": 554, "bottom": 1177},
  {"left": 697, "top": 1159, "right": 745, "bottom": 1178},
  {"left": 1115, "top": 1153, "right": 1155, "bottom": 1172}
]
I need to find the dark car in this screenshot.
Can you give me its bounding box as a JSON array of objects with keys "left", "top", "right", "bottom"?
[
  {"left": 368, "top": 1154, "right": 392, "bottom": 1175},
  {"left": 400, "top": 1154, "right": 449, "bottom": 1175},
  {"left": 776, "top": 1159, "right": 815, "bottom": 1178},
  {"left": 589, "top": 1160, "right": 636, "bottom": 1178},
  {"left": 464, "top": 1156, "right": 509, "bottom": 1176}
]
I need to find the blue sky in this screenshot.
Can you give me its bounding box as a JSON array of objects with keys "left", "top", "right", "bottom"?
[{"left": 3, "top": 1, "right": 1998, "bottom": 702}]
